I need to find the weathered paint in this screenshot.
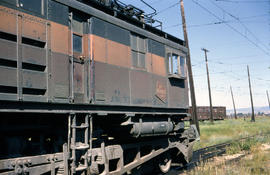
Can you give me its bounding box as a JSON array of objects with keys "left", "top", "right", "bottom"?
[
  {"left": 0, "top": 39, "right": 17, "bottom": 61},
  {"left": 0, "top": 1, "right": 195, "bottom": 173},
  {"left": 51, "top": 21, "right": 69, "bottom": 54},
  {"left": 92, "top": 34, "right": 107, "bottom": 63},
  {"left": 168, "top": 78, "right": 189, "bottom": 108},
  {"left": 107, "top": 39, "right": 131, "bottom": 68},
  {"left": 0, "top": 4, "right": 189, "bottom": 110},
  {"left": 155, "top": 80, "right": 167, "bottom": 103},
  {"left": 22, "top": 13, "right": 46, "bottom": 42},
  {"left": 130, "top": 70, "right": 153, "bottom": 106},
  {"left": 51, "top": 52, "right": 70, "bottom": 99},
  {"left": 0, "top": 66, "right": 17, "bottom": 87},
  {"left": 94, "top": 61, "right": 130, "bottom": 105},
  {"left": 0, "top": 6, "right": 17, "bottom": 35},
  {"left": 152, "top": 54, "right": 166, "bottom": 77},
  {"left": 22, "top": 44, "right": 46, "bottom": 65}
]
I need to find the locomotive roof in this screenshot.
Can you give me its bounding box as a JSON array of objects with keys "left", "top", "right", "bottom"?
[{"left": 54, "top": 0, "right": 187, "bottom": 51}]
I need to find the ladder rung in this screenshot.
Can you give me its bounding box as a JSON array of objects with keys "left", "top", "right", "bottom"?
[
  {"left": 75, "top": 165, "right": 87, "bottom": 171},
  {"left": 71, "top": 143, "right": 89, "bottom": 150},
  {"left": 71, "top": 124, "right": 89, "bottom": 129}
]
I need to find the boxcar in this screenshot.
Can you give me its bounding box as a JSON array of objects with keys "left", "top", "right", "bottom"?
[
  {"left": 188, "top": 106, "right": 226, "bottom": 121},
  {"left": 0, "top": 0, "right": 199, "bottom": 174}
]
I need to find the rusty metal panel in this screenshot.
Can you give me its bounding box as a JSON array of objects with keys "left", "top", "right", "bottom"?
[
  {"left": 148, "top": 39, "right": 165, "bottom": 57},
  {"left": 152, "top": 75, "right": 168, "bottom": 107},
  {"left": 106, "top": 21, "right": 130, "bottom": 46},
  {"left": 23, "top": 94, "right": 47, "bottom": 102},
  {"left": 90, "top": 17, "right": 106, "bottom": 38},
  {"left": 51, "top": 52, "right": 70, "bottom": 99},
  {"left": 168, "top": 78, "right": 189, "bottom": 108},
  {"left": 22, "top": 70, "right": 46, "bottom": 89},
  {"left": 50, "top": 22, "right": 69, "bottom": 54},
  {"left": 0, "top": 66, "right": 17, "bottom": 87},
  {"left": 152, "top": 54, "right": 166, "bottom": 77},
  {"left": 130, "top": 70, "right": 152, "bottom": 106},
  {"left": 22, "top": 44, "right": 46, "bottom": 65},
  {"left": 107, "top": 39, "right": 130, "bottom": 68},
  {"left": 145, "top": 53, "right": 152, "bottom": 72},
  {"left": 20, "top": 0, "right": 43, "bottom": 15},
  {"left": 92, "top": 34, "right": 106, "bottom": 63},
  {"left": 73, "top": 61, "right": 85, "bottom": 103},
  {"left": 22, "top": 13, "right": 46, "bottom": 42},
  {"left": 72, "top": 18, "right": 83, "bottom": 34},
  {"left": 0, "top": 6, "right": 17, "bottom": 35},
  {"left": 73, "top": 62, "right": 84, "bottom": 93},
  {"left": 83, "top": 34, "right": 89, "bottom": 59},
  {"left": 48, "top": 0, "right": 69, "bottom": 26},
  {"left": 90, "top": 17, "right": 130, "bottom": 46},
  {"left": 94, "top": 61, "right": 130, "bottom": 105},
  {"left": 0, "top": 39, "right": 17, "bottom": 61},
  {"left": 0, "top": 93, "right": 17, "bottom": 101}
]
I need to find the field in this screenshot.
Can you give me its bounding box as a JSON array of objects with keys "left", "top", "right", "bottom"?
[
  {"left": 188, "top": 116, "right": 270, "bottom": 175},
  {"left": 193, "top": 116, "right": 270, "bottom": 149},
  {"left": 191, "top": 141, "right": 270, "bottom": 175}
]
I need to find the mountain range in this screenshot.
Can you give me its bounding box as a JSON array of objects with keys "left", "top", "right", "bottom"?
[{"left": 227, "top": 106, "right": 270, "bottom": 114}]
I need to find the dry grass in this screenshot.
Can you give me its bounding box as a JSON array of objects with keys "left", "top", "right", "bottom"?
[
  {"left": 186, "top": 116, "right": 270, "bottom": 175},
  {"left": 193, "top": 116, "right": 270, "bottom": 150},
  {"left": 189, "top": 143, "right": 270, "bottom": 175}
]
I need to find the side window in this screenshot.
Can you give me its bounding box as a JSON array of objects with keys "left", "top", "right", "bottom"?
[
  {"left": 180, "top": 56, "right": 186, "bottom": 77},
  {"left": 168, "top": 53, "right": 186, "bottom": 77},
  {"left": 73, "top": 34, "right": 82, "bottom": 53},
  {"left": 19, "top": 0, "right": 44, "bottom": 15},
  {"left": 71, "top": 12, "right": 84, "bottom": 54},
  {"left": 131, "top": 33, "right": 146, "bottom": 68}
]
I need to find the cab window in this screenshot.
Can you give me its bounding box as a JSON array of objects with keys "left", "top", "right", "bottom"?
[{"left": 168, "top": 53, "right": 186, "bottom": 77}]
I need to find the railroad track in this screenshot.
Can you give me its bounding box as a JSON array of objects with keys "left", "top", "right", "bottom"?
[{"left": 166, "top": 133, "right": 269, "bottom": 175}]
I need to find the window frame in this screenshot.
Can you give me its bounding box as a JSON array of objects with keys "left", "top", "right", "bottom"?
[
  {"left": 72, "top": 32, "right": 83, "bottom": 54},
  {"left": 130, "top": 33, "right": 147, "bottom": 69},
  {"left": 167, "top": 51, "right": 187, "bottom": 79}
]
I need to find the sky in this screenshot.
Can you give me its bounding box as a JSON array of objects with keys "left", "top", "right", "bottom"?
[{"left": 121, "top": 0, "right": 270, "bottom": 110}]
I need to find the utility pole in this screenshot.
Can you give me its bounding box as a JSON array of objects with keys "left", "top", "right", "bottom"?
[
  {"left": 180, "top": 0, "right": 200, "bottom": 134},
  {"left": 247, "top": 65, "right": 255, "bottom": 122},
  {"left": 202, "top": 48, "right": 213, "bottom": 123},
  {"left": 230, "top": 86, "right": 237, "bottom": 119},
  {"left": 267, "top": 90, "right": 270, "bottom": 110}
]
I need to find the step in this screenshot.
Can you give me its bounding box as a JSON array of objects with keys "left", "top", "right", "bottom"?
[
  {"left": 71, "top": 123, "right": 89, "bottom": 129},
  {"left": 75, "top": 165, "right": 87, "bottom": 172},
  {"left": 71, "top": 143, "right": 89, "bottom": 150}
]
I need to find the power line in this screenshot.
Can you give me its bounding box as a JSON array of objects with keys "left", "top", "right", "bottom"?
[
  {"left": 156, "top": 2, "right": 180, "bottom": 15},
  {"left": 209, "top": 0, "right": 270, "bottom": 52},
  {"left": 149, "top": 0, "right": 171, "bottom": 5},
  {"left": 190, "top": 0, "right": 270, "bottom": 56},
  {"left": 216, "top": 0, "right": 270, "bottom": 3},
  {"left": 164, "top": 13, "right": 268, "bottom": 29},
  {"left": 164, "top": 21, "right": 225, "bottom": 29},
  {"left": 164, "top": 19, "right": 268, "bottom": 29}
]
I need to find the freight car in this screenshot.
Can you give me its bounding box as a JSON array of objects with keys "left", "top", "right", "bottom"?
[
  {"left": 0, "top": 0, "right": 199, "bottom": 174},
  {"left": 188, "top": 106, "right": 226, "bottom": 121}
]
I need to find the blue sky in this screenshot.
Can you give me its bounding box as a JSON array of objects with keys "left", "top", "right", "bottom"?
[{"left": 121, "top": 0, "right": 270, "bottom": 110}]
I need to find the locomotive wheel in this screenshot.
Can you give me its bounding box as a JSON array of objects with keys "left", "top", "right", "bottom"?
[{"left": 158, "top": 153, "right": 172, "bottom": 173}]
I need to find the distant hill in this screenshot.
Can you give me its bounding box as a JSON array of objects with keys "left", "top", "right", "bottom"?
[{"left": 227, "top": 106, "right": 270, "bottom": 114}]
